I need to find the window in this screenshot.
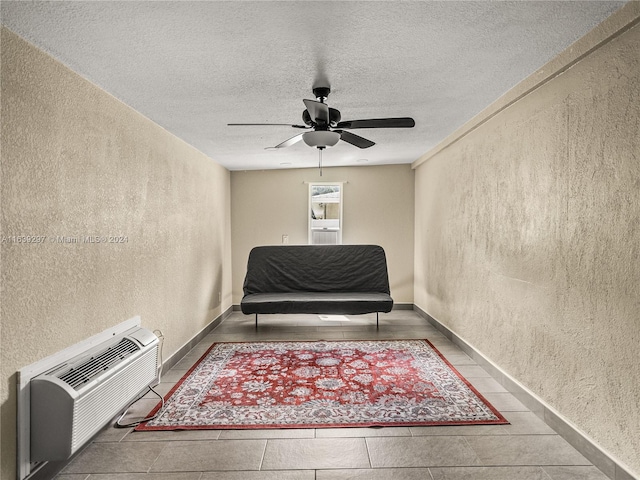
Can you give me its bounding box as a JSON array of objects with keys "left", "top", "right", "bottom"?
[{"left": 309, "top": 183, "right": 342, "bottom": 245}]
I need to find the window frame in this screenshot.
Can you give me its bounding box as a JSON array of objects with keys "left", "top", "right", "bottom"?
[{"left": 308, "top": 182, "right": 344, "bottom": 245}]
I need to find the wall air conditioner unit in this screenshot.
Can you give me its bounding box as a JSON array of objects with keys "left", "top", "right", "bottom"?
[{"left": 30, "top": 326, "right": 158, "bottom": 461}]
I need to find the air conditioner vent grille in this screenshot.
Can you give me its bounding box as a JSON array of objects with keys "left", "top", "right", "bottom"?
[{"left": 58, "top": 338, "right": 139, "bottom": 389}]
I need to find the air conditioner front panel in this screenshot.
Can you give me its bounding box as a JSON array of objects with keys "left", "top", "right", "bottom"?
[
  {"left": 30, "top": 328, "right": 159, "bottom": 461},
  {"left": 72, "top": 346, "right": 158, "bottom": 451}
]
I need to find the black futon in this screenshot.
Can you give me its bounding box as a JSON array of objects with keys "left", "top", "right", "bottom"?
[{"left": 240, "top": 244, "right": 394, "bottom": 326}]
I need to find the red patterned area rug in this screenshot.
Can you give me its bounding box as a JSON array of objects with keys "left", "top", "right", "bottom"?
[{"left": 137, "top": 339, "right": 508, "bottom": 430}]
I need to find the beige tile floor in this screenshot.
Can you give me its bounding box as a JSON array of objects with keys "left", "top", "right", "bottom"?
[{"left": 55, "top": 311, "right": 609, "bottom": 480}]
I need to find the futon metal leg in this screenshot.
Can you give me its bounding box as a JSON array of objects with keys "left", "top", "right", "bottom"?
[
  {"left": 376, "top": 312, "right": 379, "bottom": 329},
  {"left": 255, "top": 314, "right": 258, "bottom": 330}
]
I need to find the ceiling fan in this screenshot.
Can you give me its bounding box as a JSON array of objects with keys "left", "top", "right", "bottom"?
[{"left": 228, "top": 86, "right": 415, "bottom": 174}]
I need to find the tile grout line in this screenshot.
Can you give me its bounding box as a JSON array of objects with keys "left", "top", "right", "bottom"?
[
  {"left": 258, "top": 439, "right": 269, "bottom": 471},
  {"left": 363, "top": 437, "right": 374, "bottom": 470},
  {"left": 541, "top": 466, "right": 559, "bottom": 480},
  {"left": 146, "top": 440, "right": 168, "bottom": 475},
  {"left": 461, "top": 435, "right": 484, "bottom": 468}
]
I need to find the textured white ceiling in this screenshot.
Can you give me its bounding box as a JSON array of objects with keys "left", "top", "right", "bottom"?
[{"left": 2, "top": 1, "right": 625, "bottom": 171}]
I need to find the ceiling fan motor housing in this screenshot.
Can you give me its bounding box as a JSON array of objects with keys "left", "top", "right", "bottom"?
[{"left": 302, "top": 108, "right": 341, "bottom": 127}]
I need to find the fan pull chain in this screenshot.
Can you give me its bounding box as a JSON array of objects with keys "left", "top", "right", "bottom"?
[{"left": 318, "top": 147, "right": 323, "bottom": 176}]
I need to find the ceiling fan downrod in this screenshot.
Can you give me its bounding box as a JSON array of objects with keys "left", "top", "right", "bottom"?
[{"left": 318, "top": 147, "right": 325, "bottom": 176}]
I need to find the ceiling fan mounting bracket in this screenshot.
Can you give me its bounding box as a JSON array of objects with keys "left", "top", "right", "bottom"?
[{"left": 313, "top": 86, "right": 331, "bottom": 101}]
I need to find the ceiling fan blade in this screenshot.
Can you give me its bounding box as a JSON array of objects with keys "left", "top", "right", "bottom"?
[
  {"left": 338, "top": 131, "right": 375, "bottom": 149},
  {"left": 336, "top": 117, "right": 415, "bottom": 129},
  {"left": 228, "top": 123, "right": 308, "bottom": 129},
  {"left": 303, "top": 99, "right": 330, "bottom": 125},
  {"left": 266, "top": 133, "right": 304, "bottom": 149}
]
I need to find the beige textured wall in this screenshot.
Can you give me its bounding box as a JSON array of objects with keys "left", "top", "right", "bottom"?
[
  {"left": 413, "top": 10, "right": 640, "bottom": 477},
  {"left": 1, "top": 29, "right": 232, "bottom": 479},
  {"left": 231, "top": 165, "right": 414, "bottom": 305}
]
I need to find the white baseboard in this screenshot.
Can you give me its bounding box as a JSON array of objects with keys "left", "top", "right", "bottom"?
[{"left": 162, "top": 306, "right": 233, "bottom": 372}]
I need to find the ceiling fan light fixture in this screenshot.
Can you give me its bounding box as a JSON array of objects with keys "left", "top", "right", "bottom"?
[{"left": 302, "top": 131, "right": 341, "bottom": 148}]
